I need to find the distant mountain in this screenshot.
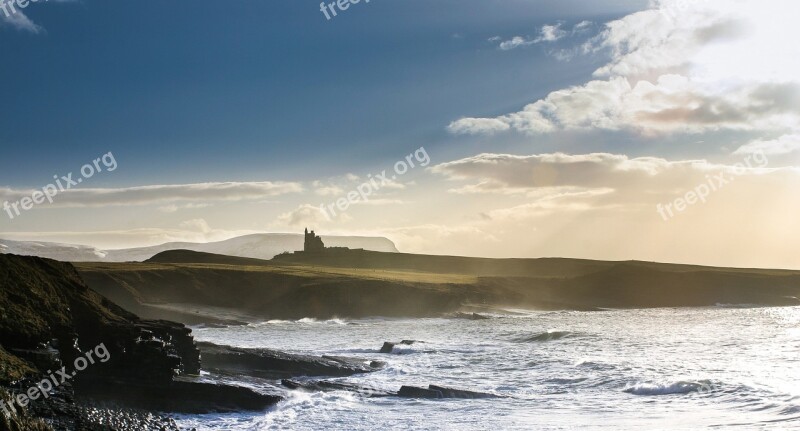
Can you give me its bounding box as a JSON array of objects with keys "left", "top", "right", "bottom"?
[
  {"left": 0, "top": 238, "right": 110, "bottom": 261},
  {"left": 0, "top": 234, "right": 399, "bottom": 262}
]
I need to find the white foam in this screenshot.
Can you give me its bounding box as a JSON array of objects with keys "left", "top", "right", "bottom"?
[{"left": 624, "top": 381, "right": 712, "bottom": 396}]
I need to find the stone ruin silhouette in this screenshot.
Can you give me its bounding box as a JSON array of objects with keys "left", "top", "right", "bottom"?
[{"left": 304, "top": 228, "right": 325, "bottom": 253}]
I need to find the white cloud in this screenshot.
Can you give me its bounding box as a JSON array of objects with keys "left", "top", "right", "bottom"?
[
  {"left": 734, "top": 134, "right": 800, "bottom": 155},
  {"left": 277, "top": 204, "right": 331, "bottom": 227},
  {"left": 452, "top": 0, "right": 800, "bottom": 138},
  {"left": 453, "top": 76, "right": 800, "bottom": 135},
  {"left": 539, "top": 23, "right": 566, "bottom": 42},
  {"left": 447, "top": 117, "right": 511, "bottom": 135},
  {"left": 431, "top": 151, "right": 777, "bottom": 200},
  {"left": 314, "top": 184, "right": 344, "bottom": 196}
]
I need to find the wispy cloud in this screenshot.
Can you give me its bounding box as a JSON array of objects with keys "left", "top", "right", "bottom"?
[
  {"left": 0, "top": 181, "right": 303, "bottom": 208},
  {"left": 158, "top": 203, "right": 212, "bottom": 213},
  {"left": 0, "top": 8, "right": 41, "bottom": 33},
  {"left": 493, "top": 23, "right": 568, "bottom": 51}
]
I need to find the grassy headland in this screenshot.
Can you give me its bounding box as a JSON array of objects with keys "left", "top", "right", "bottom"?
[{"left": 74, "top": 249, "right": 800, "bottom": 323}]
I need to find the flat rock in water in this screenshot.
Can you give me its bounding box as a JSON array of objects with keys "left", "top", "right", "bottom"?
[
  {"left": 322, "top": 354, "right": 386, "bottom": 370},
  {"left": 280, "top": 379, "right": 502, "bottom": 400},
  {"left": 397, "top": 386, "right": 444, "bottom": 399},
  {"left": 428, "top": 385, "right": 502, "bottom": 399},
  {"left": 198, "top": 342, "right": 378, "bottom": 378},
  {"left": 281, "top": 379, "right": 393, "bottom": 397},
  {"left": 397, "top": 385, "right": 501, "bottom": 399}
]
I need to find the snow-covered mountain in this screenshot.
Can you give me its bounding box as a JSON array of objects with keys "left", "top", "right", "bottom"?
[{"left": 0, "top": 234, "right": 399, "bottom": 262}]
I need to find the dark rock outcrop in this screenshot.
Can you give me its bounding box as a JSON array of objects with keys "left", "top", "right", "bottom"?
[
  {"left": 198, "top": 342, "right": 381, "bottom": 378},
  {"left": 0, "top": 254, "right": 280, "bottom": 427},
  {"left": 427, "top": 385, "right": 502, "bottom": 399},
  {"left": 397, "top": 386, "right": 444, "bottom": 399},
  {"left": 76, "top": 377, "right": 281, "bottom": 414},
  {"left": 379, "top": 340, "right": 418, "bottom": 354},
  {"left": 397, "top": 385, "right": 501, "bottom": 399}
]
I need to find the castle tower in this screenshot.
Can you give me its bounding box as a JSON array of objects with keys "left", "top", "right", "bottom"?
[{"left": 304, "top": 228, "right": 325, "bottom": 252}]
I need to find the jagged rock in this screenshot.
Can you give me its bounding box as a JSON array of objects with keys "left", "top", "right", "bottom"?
[
  {"left": 198, "top": 342, "right": 378, "bottom": 378},
  {"left": 135, "top": 320, "right": 201, "bottom": 375},
  {"left": 8, "top": 344, "right": 61, "bottom": 372},
  {"left": 0, "top": 253, "right": 262, "bottom": 424},
  {"left": 379, "top": 340, "right": 418, "bottom": 353}
]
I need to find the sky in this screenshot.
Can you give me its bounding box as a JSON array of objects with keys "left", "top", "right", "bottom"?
[{"left": 2, "top": 0, "right": 800, "bottom": 269}]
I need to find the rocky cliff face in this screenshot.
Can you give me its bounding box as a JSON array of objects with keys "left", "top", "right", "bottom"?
[
  {"left": 0, "top": 254, "right": 199, "bottom": 383},
  {"left": 0, "top": 254, "right": 278, "bottom": 429}
]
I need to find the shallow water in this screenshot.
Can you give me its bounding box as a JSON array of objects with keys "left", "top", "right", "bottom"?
[{"left": 176, "top": 307, "right": 800, "bottom": 430}]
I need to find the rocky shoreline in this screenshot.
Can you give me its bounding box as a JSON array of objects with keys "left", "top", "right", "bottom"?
[
  {"left": 0, "top": 254, "right": 281, "bottom": 430},
  {"left": 0, "top": 253, "right": 518, "bottom": 430}
]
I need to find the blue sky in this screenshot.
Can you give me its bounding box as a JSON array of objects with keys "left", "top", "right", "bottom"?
[
  {"left": 2, "top": 0, "right": 800, "bottom": 269},
  {"left": 0, "top": 0, "right": 644, "bottom": 185}
]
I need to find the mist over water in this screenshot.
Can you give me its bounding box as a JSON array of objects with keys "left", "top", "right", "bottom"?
[{"left": 177, "top": 307, "right": 800, "bottom": 430}]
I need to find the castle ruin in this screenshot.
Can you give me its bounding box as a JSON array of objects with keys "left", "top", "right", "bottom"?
[{"left": 304, "top": 228, "right": 325, "bottom": 252}]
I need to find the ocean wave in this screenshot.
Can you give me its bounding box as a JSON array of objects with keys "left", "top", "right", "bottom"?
[
  {"left": 543, "top": 377, "right": 589, "bottom": 385},
  {"left": 511, "top": 330, "right": 575, "bottom": 343},
  {"left": 624, "top": 380, "right": 715, "bottom": 396},
  {"left": 714, "top": 303, "right": 764, "bottom": 309},
  {"left": 250, "top": 318, "right": 349, "bottom": 326},
  {"left": 573, "top": 359, "right": 615, "bottom": 371}
]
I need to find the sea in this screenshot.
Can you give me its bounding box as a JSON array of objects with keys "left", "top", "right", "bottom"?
[{"left": 175, "top": 306, "right": 800, "bottom": 430}]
